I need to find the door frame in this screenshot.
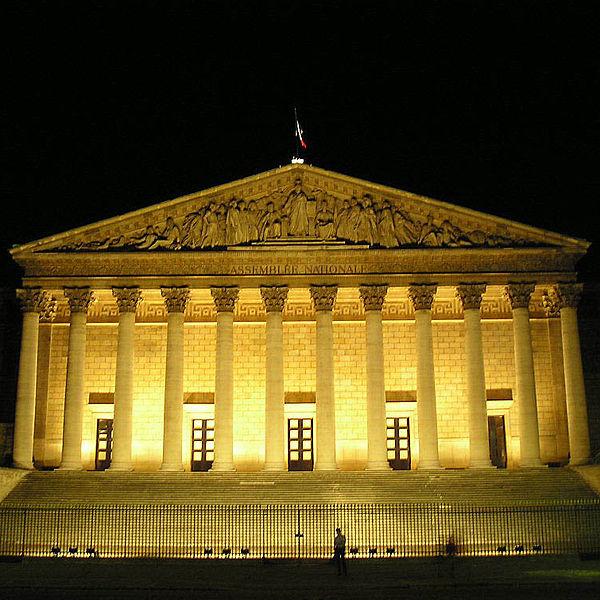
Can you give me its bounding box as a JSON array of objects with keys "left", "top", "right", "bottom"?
[
  {"left": 284, "top": 402, "right": 316, "bottom": 471},
  {"left": 184, "top": 403, "right": 214, "bottom": 471}
]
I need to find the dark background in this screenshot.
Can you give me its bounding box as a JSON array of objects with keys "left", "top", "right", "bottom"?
[{"left": 2, "top": 0, "right": 599, "bottom": 284}]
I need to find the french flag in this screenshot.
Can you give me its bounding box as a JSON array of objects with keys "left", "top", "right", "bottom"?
[{"left": 295, "top": 108, "right": 307, "bottom": 150}]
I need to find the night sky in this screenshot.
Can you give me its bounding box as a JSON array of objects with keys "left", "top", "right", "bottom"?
[{"left": 3, "top": 0, "right": 599, "bottom": 284}]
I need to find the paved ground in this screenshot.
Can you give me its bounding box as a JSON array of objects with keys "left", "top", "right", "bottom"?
[{"left": 1, "top": 555, "right": 600, "bottom": 599}]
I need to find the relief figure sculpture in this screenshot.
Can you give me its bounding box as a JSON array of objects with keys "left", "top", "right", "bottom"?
[
  {"left": 335, "top": 199, "right": 352, "bottom": 240},
  {"left": 284, "top": 178, "right": 310, "bottom": 236},
  {"left": 225, "top": 199, "right": 242, "bottom": 245},
  {"left": 347, "top": 196, "right": 362, "bottom": 242},
  {"left": 378, "top": 200, "right": 399, "bottom": 247},
  {"left": 147, "top": 217, "right": 181, "bottom": 250},
  {"left": 315, "top": 199, "right": 335, "bottom": 239},
  {"left": 182, "top": 208, "right": 207, "bottom": 248},
  {"left": 259, "top": 202, "right": 283, "bottom": 240},
  {"left": 358, "top": 194, "right": 379, "bottom": 245}
]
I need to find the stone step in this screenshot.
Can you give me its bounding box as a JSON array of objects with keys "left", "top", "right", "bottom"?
[{"left": 1, "top": 467, "right": 597, "bottom": 507}]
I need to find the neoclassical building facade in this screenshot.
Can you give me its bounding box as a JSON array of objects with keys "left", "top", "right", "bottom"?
[{"left": 9, "top": 164, "right": 592, "bottom": 472}]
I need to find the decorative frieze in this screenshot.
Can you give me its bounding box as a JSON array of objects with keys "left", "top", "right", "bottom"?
[
  {"left": 161, "top": 287, "right": 190, "bottom": 313},
  {"left": 260, "top": 285, "right": 289, "bottom": 312},
  {"left": 504, "top": 283, "right": 535, "bottom": 310},
  {"left": 63, "top": 287, "right": 95, "bottom": 314},
  {"left": 53, "top": 171, "right": 533, "bottom": 253},
  {"left": 359, "top": 284, "right": 388, "bottom": 311},
  {"left": 112, "top": 287, "right": 143, "bottom": 314},
  {"left": 16, "top": 288, "right": 50, "bottom": 314},
  {"left": 456, "top": 284, "right": 487, "bottom": 311},
  {"left": 554, "top": 283, "right": 583, "bottom": 309},
  {"left": 407, "top": 284, "right": 437, "bottom": 311},
  {"left": 39, "top": 296, "right": 57, "bottom": 323},
  {"left": 310, "top": 285, "right": 338, "bottom": 312},
  {"left": 211, "top": 286, "right": 239, "bottom": 313}
]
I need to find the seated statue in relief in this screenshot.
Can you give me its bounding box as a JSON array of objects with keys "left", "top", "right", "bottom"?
[
  {"left": 315, "top": 199, "right": 335, "bottom": 239},
  {"left": 259, "top": 202, "right": 283, "bottom": 240}
]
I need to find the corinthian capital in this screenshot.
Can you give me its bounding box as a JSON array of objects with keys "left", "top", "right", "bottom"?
[
  {"left": 407, "top": 284, "right": 437, "bottom": 311},
  {"left": 16, "top": 288, "right": 50, "bottom": 314},
  {"left": 64, "top": 287, "right": 95, "bottom": 314},
  {"left": 456, "top": 283, "right": 487, "bottom": 311},
  {"left": 211, "top": 286, "right": 239, "bottom": 313},
  {"left": 161, "top": 286, "right": 190, "bottom": 313},
  {"left": 503, "top": 283, "right": 535, "bottom": 310},
  {"left": 359, "top": 284, "right": 388, "bottom": 311},
  {"left": 309, "top": 285, "right": 338, "bottom": 312},
  {"left": 113, "top": 287, "right": 143, "bottom": 314},
  {"left": 260, "top": 285, "right": 289, "bottom": 312},
  {"left": 554, "top": 283, "right": 583, "bottom": 309}
]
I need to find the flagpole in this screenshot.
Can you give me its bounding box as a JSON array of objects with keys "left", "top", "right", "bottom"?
[{"left": 293, "top": 107, "right": 300, "bottom": 160}]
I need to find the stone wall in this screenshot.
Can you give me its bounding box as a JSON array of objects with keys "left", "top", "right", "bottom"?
[{"left": 34, "top": 307, "right": 566, "bottom": 471}]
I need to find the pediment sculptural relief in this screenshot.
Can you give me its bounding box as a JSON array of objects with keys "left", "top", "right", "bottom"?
[{"left": 55, "top": 177, "right": 528, "bottom": 252}]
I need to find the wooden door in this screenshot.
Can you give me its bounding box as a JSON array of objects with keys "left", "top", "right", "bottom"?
[
  {"left": 95, "top": 418, "right": 113, "bottom": 471},
  {"left": 387, "top": 416, "right": 411, "bottom": 470},
  {"left": 191, "top": 418, "right": 215, "bottom": 471},
  {"left": 288, "top": 418, "right": 314, "bottom": 471},
  {"left": 488, "top": 415, "right": 507, "bottom": 468}
]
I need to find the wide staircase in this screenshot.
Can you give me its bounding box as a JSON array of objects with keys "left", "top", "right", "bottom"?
[{"left": 2, "top": 467, "right": 598, "bottom": 507}]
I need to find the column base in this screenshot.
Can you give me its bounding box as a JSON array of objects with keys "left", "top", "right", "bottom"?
[
  {"left": 263, "top": 463, "right": 286, "bottom": 472},
  {"left": 108, "top": 463, "right": 134, "bottom": 472},
  {"left": 159, "top": 463, "right": 184, "bottom": 472},
  {"left": 315, "top": 464, "right": 338, "bottom": 471},
  {"left": 12, "top": 461, "right": 34, "bottom": 471},
  {"left": 569, "top": 456, "right": 590, "bottom": 466},
  {"left": 365, "top": 461, "right": 391, "bottom": 471},
  {"left": 210, "top": 462, "right": 236, "bottom": 472},
  {"left": 57, "top": 462, "right": 83, "bottom": 471},
  {"left": 468, "top": 460, "right": 494, "bottom": 469},
  {"left": 520, "top": 459, "right": 546, "bottom": 468},
  {"left": 417, "top": 460, "right": 442, "bottom": 470}
]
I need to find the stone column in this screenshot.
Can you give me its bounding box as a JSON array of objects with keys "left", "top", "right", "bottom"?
[
  {"left": 359, "top": 284, "right": 390, "bottom": 471},
  {"left": 408, "top": 284, "right": 441, "bottom": 469},
  {"left": 261, "top": 285, "right": 288, "bottom": 471},
  {"left": 542, "top": 290, "right": 570, "bottom": 461},
  {"left": 109, "top": 288, "right": 142, "bottom": 471},
  {"left": 211, "top": 286, "right": 239, "bottom": 472},
  {"left": 504, "top": 283, "right": 543, "bottom": 467},
  {"left": 555, "top": 283, "right": 590, "bottom": 465},
  {"left": 13, "top": 288, "right": 50, "bottom": 469},
  {"left": 60, "top": 287, "right": 94, "bottom": 470},
  {"left": 33, "top": 298, "right": 57, "bottom": 467},
  {"left": 457, "top": 284, "right": 492, "bottom": 468},
  {"left": 310, "top": 285, "right": 338, "bottom": 471},
  {"left": 159, "top": 287, "right": 190, "bottom": 472}
]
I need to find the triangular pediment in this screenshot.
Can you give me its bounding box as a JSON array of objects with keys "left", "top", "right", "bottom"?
[{"left": 11, "top": 164, "right": 589, "bottom": 256}]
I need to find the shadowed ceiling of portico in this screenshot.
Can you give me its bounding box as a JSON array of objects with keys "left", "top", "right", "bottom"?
[{"left": 11, "top": 164, "right": 589, "bottom": 256}]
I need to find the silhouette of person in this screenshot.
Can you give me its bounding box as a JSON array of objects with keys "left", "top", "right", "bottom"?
[{"left": 333, "top": 527, "right": 347, "bottom": 575}]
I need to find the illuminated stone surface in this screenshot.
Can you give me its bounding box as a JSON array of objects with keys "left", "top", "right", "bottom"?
[{"left": 8, "top": 164, "right": 592, "bottom": 472}]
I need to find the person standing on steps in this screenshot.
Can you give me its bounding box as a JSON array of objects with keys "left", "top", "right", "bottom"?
[{"left": 333, "top": 527, "right": 347, "bottom": 576}]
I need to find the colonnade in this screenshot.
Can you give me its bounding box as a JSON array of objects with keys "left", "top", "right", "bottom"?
[{"left": 12, "top": 282, "right": 591, "bottom": 471}]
